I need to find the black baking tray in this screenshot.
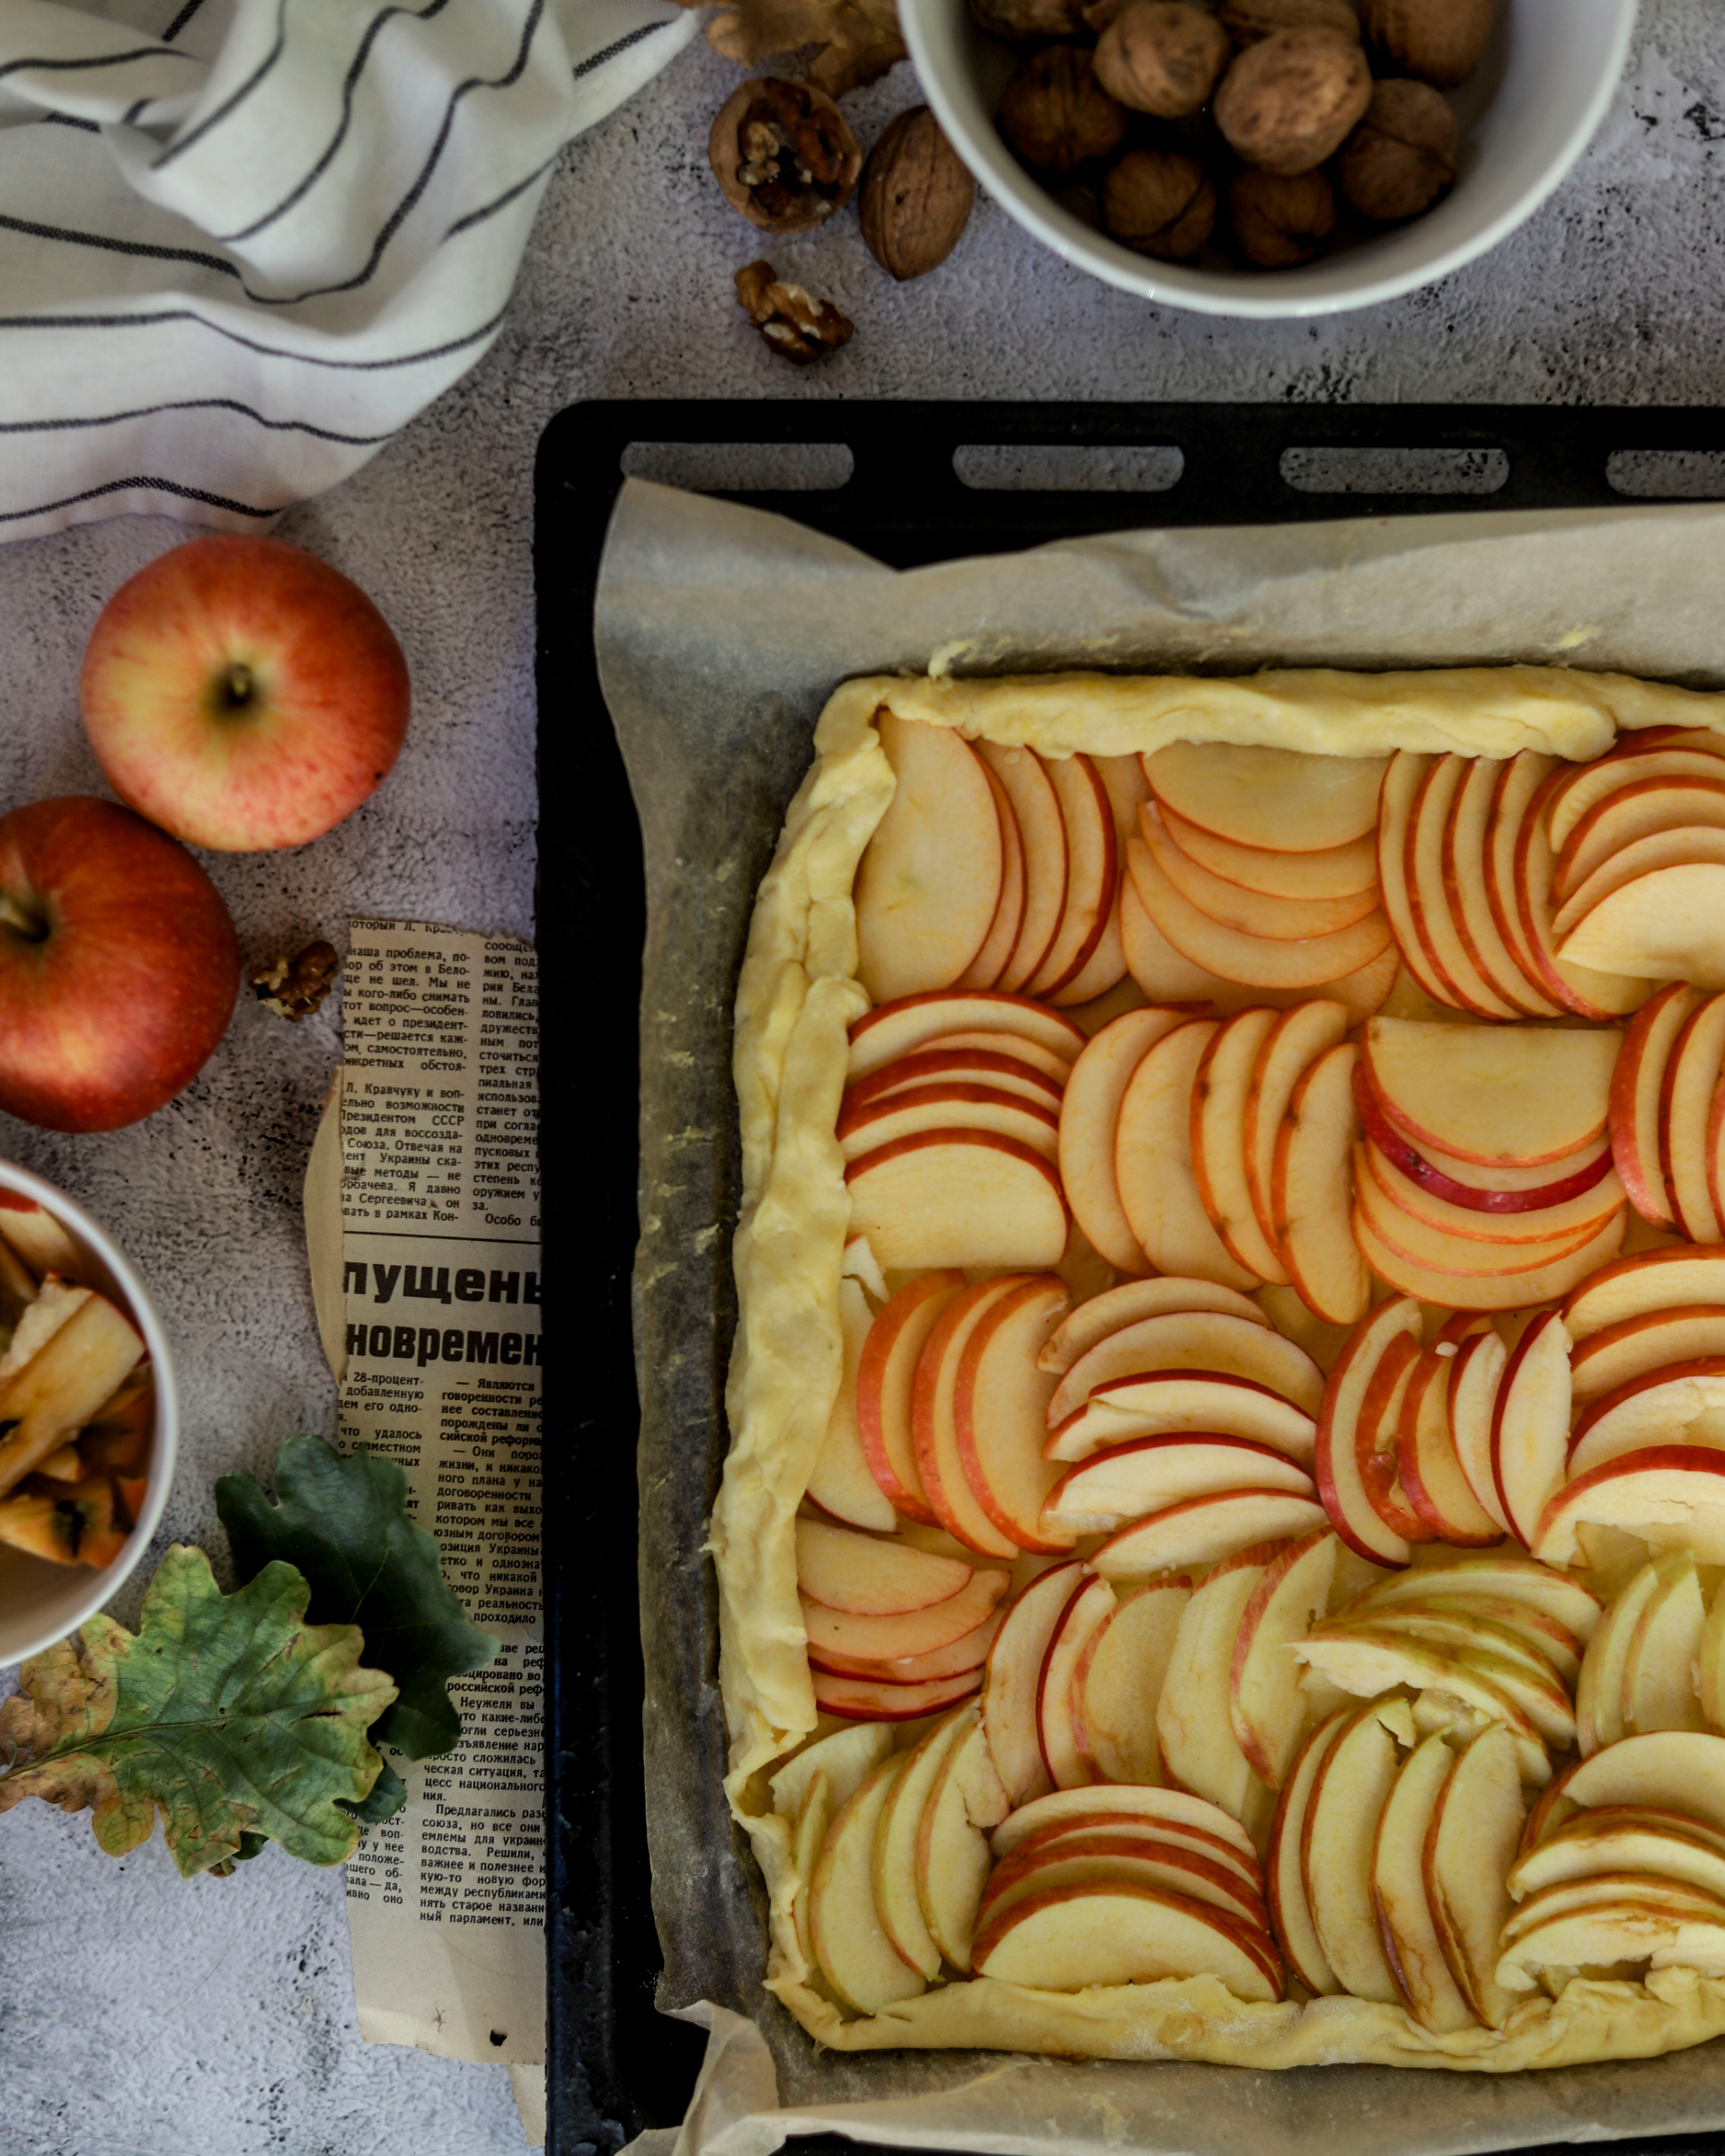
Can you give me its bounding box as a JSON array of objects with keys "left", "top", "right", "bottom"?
[{"left": 537, "top": 399, "right": 1725, "bottom": 2156}]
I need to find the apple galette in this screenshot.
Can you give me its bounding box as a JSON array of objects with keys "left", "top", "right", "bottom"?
[{"left": 715, "top": 667, "right": 1725, "bottom": 2069}]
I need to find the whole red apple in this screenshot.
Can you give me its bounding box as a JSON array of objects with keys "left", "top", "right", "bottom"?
[
  {"left": 78, "top": 535, "right": 411, "bottom": 852},
  {"left": 0, "top": 798, "right": 241, "bottom": 1132}
]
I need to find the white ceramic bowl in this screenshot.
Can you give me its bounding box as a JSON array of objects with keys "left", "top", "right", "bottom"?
[
  {"left": 0, "top": 1159, "right": 178, "bottom": 1666},
  {"left": 901, "top": 0, "right": 1638, "bottom": 316}
]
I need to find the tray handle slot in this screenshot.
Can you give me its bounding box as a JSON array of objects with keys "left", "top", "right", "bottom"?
[
  {"left": 1279, "top": 445, "right": 1510, "bottom": 496},
  {"left": 620, "top": 440, "right": 854, "bottom": 492},
  {"left": 952, "top": 442, "right": 1184, "bottom": 492},
  {"left": 1607, "top": 449, "right": 1725, "bottom": 499}
]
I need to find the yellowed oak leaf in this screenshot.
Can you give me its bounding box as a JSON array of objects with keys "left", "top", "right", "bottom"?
[{"left": 0, "top": 1544, "right": 395, "bottom": 1878}]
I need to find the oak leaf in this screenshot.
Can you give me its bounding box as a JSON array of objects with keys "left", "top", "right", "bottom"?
[
  {"left": 692, "top": 0, "right": 905, "bottom": 97},
  {"left": 217, "top": 1436, "right": 498, "bottom": 1774},
  {"left": 0, "top": 1545, "right": 395, "bottom": 1878}
]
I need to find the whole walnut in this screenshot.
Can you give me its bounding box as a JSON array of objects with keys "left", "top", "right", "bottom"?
[
  {"left": 1093, "top": 2, "right": 1229, "bottom": 119},
  {"left": 860, "top": 106, "right": 977, "bottom": 279},
  {"left": 1213, "top": 28, "right": 1372, "bottom": 173},
  {"left": 1217, "top": 0, "right": 1358, "bottom": 41},
  {"left": 709, "top": 78, "right": 862, "bottom": 234},
  {"left": 1361, "top": 0, "right": 1493, "bottom": 86},
  {"left": 1102, "top": 148, "right": 1216, "bottom": 258},
  {"left": 969, "top": 0, "right": 1090, "bottom": 36},
  {"left": 1230, "top": 166, "right": 1336, "bottom": 265},
  {"left": 999, "top": 46, "right": 1128, "bottom": 172},
  {"left": 1340, "top": 78, "right": 1456, "bottom": 219}
]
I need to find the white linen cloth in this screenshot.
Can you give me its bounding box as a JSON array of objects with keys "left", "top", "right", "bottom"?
[{"left": 0, "top": 0, "right": 693, "bottom": 538}]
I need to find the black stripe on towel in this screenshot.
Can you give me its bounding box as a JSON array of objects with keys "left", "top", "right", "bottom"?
[
  {"left": 0, "top": 41, "right": 196, "bottom": 80},
  {"left": 161, "top": 0, "right": 208, "bottom": 39},
  {"left": 442, "top": 149, "right": 558, "bottom": 240},
  {"left": 220, "top": 0, "right": 453, "bottom": 244},
  {"left": 0, "top": 301, "right": 509, "bottom": 368},
  {"left": 571, "top": 20, "right": 667, "bottom": 82},
  {"left": 259, "top": 0, "right": 546, "bottom": 305},
  {"left": 0, "top": 211, "right": 241, "bottom": 281},
  {"left": 150, "top": 0, "right": 288, "bottom": 167},
  {"left": 0, "top": 474, "right": 276, "bottom": 522},
  {"left": 0, "top": 395, "right": 394, "bottom": 444}
]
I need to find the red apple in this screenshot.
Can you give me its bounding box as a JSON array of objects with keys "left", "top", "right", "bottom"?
[
  {"left": 79, "top": 536, "right": 411, "bottom": 852},
  {"left": 0, "top": 797, "right": 240, "bottom": 1131}
]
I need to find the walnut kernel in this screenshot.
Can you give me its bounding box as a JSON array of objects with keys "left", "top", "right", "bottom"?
[
  {"left": 1340, "top": 77, "right": 1456, "bottom": 219},
  {"left": 1093, "top": 2, "right": 1230, "bottom": 119},
  {"left": 999, "top": 45, "right": 1128, "bottom": 172},
  {"left": 1213, "top": 27, "right": 1372, "bottom": 174},
  {"left": 860, "top": 106, "right": 976, "bottom": 279},
  {"left": 253, "top": 941, "right": 339, "bottom": 1021},
  {"left": 1230, "top": 166, "right": 1336, "bottom": 266},
  {"left": 709, "top": 78, "right": 862, "bottom": 234},
  {"left": 734, "top": 261, "right": 854, "bottom": 363},
  {"left": 1102, "top": 149, "right": 1216, "bottom": 259},
  {"left": 1217, "top": 0, "right": 1358, "bottom": 43},
  {"left": 1361, "top": 0, "right": 1493, "bottom": 87}
]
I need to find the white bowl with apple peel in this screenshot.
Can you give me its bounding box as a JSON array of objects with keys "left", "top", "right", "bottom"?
[
  {"left": 899, "top": 0, "right": 1638, "bottom": 316},
  {"left": 0, "top": 1159, "right": 178, "bottom": 1666}
]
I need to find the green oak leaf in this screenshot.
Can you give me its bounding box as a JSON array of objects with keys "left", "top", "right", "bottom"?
[
  {"left": 216, "top": 1435, "right": 498, "bottom": 1762},
  {"left": 0, "top": 1544, "right": 395, "bottom": 1878},
  {"left": 342, "top": 1757, "right": 407, "bottom": 1825}
]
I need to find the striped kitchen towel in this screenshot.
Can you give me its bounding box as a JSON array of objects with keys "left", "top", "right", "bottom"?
[{"left": 0, "top": 0, "right": 694, "bottom": 540}]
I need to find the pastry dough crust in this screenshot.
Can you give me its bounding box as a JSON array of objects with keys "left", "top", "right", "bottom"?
[{"left": 714, "top": 666, "right": 1725, "bottom": 2067}]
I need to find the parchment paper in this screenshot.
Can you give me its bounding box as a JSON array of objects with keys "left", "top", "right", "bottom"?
[{"left": 594, "top": 480, "right": 1725, "bottom": 2156}]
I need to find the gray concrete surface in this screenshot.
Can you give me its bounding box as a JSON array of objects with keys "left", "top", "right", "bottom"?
[{"left": 1, "top": 3, "right": 1722, "bottom": 2152}]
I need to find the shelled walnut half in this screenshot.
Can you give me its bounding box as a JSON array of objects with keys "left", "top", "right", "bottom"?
[
  {"left": 734, "top": 261, "right": 854, "bottom": 361},
  {"left": 710, "top": 77, "right": 862, "bottom": 234},
  {"left": 253, "top": 941, "right": 339, "bottom": 1021}
]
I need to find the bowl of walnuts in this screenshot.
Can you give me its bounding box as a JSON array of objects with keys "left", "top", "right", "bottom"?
[{"left": 898, "top": 0, "right": 1637, "bottom": 314}]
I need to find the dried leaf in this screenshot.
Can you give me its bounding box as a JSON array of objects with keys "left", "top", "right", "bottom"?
[
  {"left": 0, "top": 1545, "right": 395, "bottom": 1878},
  {"left": 693, "top": 0, "right": 906, "bottom": 97},
  {"left": 217, "top": 1434, "right": 498, "bottom": 1763}
]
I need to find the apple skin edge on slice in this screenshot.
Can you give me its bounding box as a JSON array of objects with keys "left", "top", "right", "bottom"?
[
  {"left": 1069, "top": 1577, "right": 1190, "bottom": 1783},
  {"left": 795, "top": 1514, "right": 973, "bottom": 1614},
  {"left": 1490, "top": 1309, "right": 1573, "bottom": 1550},
  {"left": 1314, "top": 1296, "right": 1422, "bottom": 1569},
  {"left": 846, "top": 1130, "right": 1070, "bottom": 1274},
  {"left": 1114, "top": 1018, "right": 1260, "bottom": 1290},
  {"left": 1057, "top": 1007, "right": 1189, "bottom": 1275},
  {"left": 1145, "top": 740, "right": 1390, "bottom": 855},
  {"left": 1371, "top": 1732, "right": 1476, "bottom": 2033},
  {"left": 958, "top": 759, "right": 1027, "bottom": 992},
  {"left": 1039, "top": 1275, "right": 1267, "bottom": 1377},
  {"left": 1300, "top": 1697, "right": 1415, "bottom": 2004},
  {"left": 1229, "top": 1528, "right": 1338, "bottom": 1789},
  {"left": 1053, "top": 1370, "right": 1316, "bottom": 1469},
  {"left": 847, "top": 991, "right": 1085, "bottom": 1082},
  {"left": 1271, "top": 1041, "right": 1371, "bottom": 1328},
  {"left": 1562, "top": 1247, "right": 1725, "bottom": 1340},
  {"left": 1360, "top": 1017, "right": 1619, "bottom": 1171},
  {"left": 980, "top": 1559, "right": 1084, "bottom": 1810},
  {"left": 1046, "top": 1306, "right": 1322, "bottom": 1430},
  {"left": 854, "top": 714, "right": 1004, "bottom": 1003}
]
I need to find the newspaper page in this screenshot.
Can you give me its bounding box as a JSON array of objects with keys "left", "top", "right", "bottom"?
[{"left": 308, "top": 918, "right": 545, "bottom": 2067}]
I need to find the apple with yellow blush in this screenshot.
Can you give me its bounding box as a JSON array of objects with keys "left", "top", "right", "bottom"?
[{"left": 79, "top": 535, "right": 411, "bottom": 852}]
